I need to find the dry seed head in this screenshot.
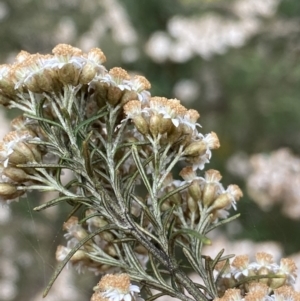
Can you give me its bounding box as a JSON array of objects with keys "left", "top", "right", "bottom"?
[
  {"left": 185, "top": 109, "right": 200, "bottom": 123},
  {"left": 52, "top": 43, "right": 83, "bottom": 57},
  {"left": 274, "top": 286, "right": 300, "bottom": 301},
  {"left": 244, "top": 290, "right": 267, "bottom": 301},
  {"left": 88, "top": 48, "right": 106, "bottom": 64},
  {"left": 109, "top": 67, "right": 130, "bottom": 81},
  {"left": 221, "top": 288, "right": 242, "bottom": 301},
  {"left": 15, "top": 50, "right": 31, "bottom": 63},
  {"left": 256, "top": 252, "right": 274, "bottom": 265},
  {"left": 232, "top": 255, "right": 249, "bottom": 269},
  {"left": 97, "top": 274, "right": 131, "bottom": 293},
  {"left": 132, "top": 75, "right": 151, "bottom": 90}
]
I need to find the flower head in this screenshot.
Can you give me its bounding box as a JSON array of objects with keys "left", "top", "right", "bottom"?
[{"left": 91, "top": 274, "right": 143, "bottom": 301}]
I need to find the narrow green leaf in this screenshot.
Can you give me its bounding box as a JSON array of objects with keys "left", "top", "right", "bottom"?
[
  {"left": 149, "top": 253, "right": 167, "bottom": 286},
  {"left": 131, "top": 145, "right": 153, "bottom": 198},
  {"left": 33, "top": 196, "right": 88, "bottom": 211},
  {"left": 145, "top": 293, "right": 165, "bottom": 301},
  {"left": 158, "top": 182, "right": 190, "bottom": 207},
  {"left": 206, "top": 213, "right": 240, "bottom": 233},
  {"left": 170, "top": 228, "right": 211, "bottom": 246},
  {"left": 74, "top": 109, "right": 108, "bottom": 135}
]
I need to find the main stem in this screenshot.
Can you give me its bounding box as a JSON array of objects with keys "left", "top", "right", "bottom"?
[{"left": 126, "top": 216, "right": 206, "bottom": 301}]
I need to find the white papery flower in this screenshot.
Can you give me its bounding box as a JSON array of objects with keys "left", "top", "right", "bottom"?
[{"left": 92, "top": 274, "right": 143, "bottom": 301}]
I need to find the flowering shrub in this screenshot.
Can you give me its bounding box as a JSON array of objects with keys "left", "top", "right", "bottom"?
[{"left": 0, "top": 44, "right": 298, "bottom": 301}]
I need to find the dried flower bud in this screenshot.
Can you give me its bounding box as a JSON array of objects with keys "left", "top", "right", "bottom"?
[
  {"left": 104, "top": 244, "right": 117, "bottom": 257},
  {"left": 3, "top": 167, "right": 29, "bottom": 182},
  {"left": 159, "top": 116, "right": 173, "bottom": 135},
  {"left": 0, "top": 92, "right": 11, "bottom": 106},
  {"left": 187, "top": 195, "right": 198, "bottom": 213},
  {"left": 120, "top": 90, "right": 138, "bottom": 105},
  {"left": 100, "top": 231, "right": 114, "bottom": 242},
  {"left": 70, "top": 249, "right": 90, "bottom": 263},
  {"left": 0, "top": 183, "right": 23, "bottom": 200},
  {"left": 211, "top": 193, "right": 231, "bottom": 211},
  {"left": 202, "top": 183, "right": 219, "bottom": 206},
  {"left": 184, "top": 140, "right": 207, "bottom": 157},
  {"left": 57, "top": 63, "right": 80, "bottom": 86},
  {"left": 149, "top": 113, "right": 160, "bottom": 137},
  {"left": 63, "top": 216, "right": 88, "bottom": 241},
  {"left": 107, "top": 86, "right": 124, "bottom": 106},
  {"left": 9, "top": 142, "right": 41, "bottom": 165},
  {"left": 188, "top": 180, "right": 202, "bottom": 202},
  {"left": 79, "top": 62, "right": 97, "bottom": 84},
  {"left": 132, "top": 115, "right": 149, "bottom": 135}
]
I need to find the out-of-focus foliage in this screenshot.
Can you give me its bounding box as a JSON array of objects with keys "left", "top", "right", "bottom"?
[{"left": 1, "top": 0, "right": 300, "bottom": 300}]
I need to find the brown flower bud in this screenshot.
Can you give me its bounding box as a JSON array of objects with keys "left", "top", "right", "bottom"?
[
  {"left": 79, "top": 62, "right": 97, "bottom": 84},
  {"left": 184, "top": 141, "right": 207, "bottom": 157},
  {"left": 132, "top": 115, "right": 149, "bottom": 135},
  {"left": 211, "top": 193, "right": 231, "bottom": 211},
  {"left": 3, "top": 167, "right": 29, "bottom": 182},
  {"left": 187, "top": 195, "right": 198, "bottom": 213},
  {"left": 167, "top": 124, "right": 183, "bottom": 144},
  {"left": 0, "top": 92, "right": 11, "bottom": 106},
  {"left": 134, "top": 244, "right": 148, "bottom": 255},
  {"left": 149, "top": 113, "right": 160, "bottom": 137},
  {"left": 104, "top": 244, "right": 117, "bottom": 257},
  {"left": 100, "top": 231, "right": 114, "bottom": 242},
  {"left": 270, "top": 273, "right": 286, "bottom": 289},
  {"left": 57, "top": 63, "right": 80, "bottom": 86},
  {"left": 107, "top": 86, "right": 124, "bottom": 106},
  {"left": 120, "top": 90, "right": 138, "bottom": 105},
  {"left": 0, "top": 183, "right": 23, "bottom": 200},
  {"left": 202, "top": 183, "right": 218, "bottom": 206},
  {"left": 159, "top": 117, "right": 173, "bottom": 135},
  {"left": 9, "top": 142, "right": 41, "bottom": 165},
  {"left": 257, "top": 267, "right": 270, "bottom": 285},
  {"left": 70, "top": 249, "right": 89, "bottom": 263},
  {"left": 188, "top": 180, "right": 202, "bottom": 202}
]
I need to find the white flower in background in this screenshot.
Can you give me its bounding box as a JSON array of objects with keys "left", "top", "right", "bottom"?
[{"left": 145, "top": 0, "right": 280, "bottom": 62}]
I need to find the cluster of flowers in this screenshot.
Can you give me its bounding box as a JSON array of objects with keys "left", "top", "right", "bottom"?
[
  {"left": 0, "top": 44, "right": 222, "bottom": 205},
  {"left": 247, "top": 148, "right": 300, "bottom": 219},
  {"left": 215, "top": 284, "right": 300, "bottom": 301},
  {"left": 156, "top": 167, "right": 243, "bottom": 231},
  {"left": 145, "top": 0, "right": 279, "bottom": 62},
  {"left": 0, "top": 44, "right": 255, "bottom": 300},
  {"left": 215, "top": 252, "right": 298, "bottom": 300},
  {"left": 56, "top": 213, "right": 149, "bottom": 275}
]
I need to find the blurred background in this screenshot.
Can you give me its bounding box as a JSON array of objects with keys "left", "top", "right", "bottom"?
[{"left": 1, "top": 0, "right": 300, "bottom": 300}]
